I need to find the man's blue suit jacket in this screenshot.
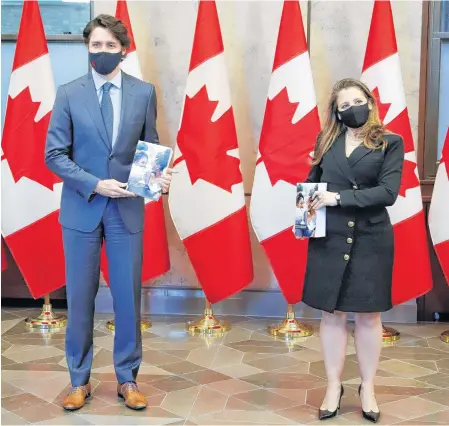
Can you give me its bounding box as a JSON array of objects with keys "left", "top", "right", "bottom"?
[{"left": 45, "top": 72, "right": 159, "bottom": 234}]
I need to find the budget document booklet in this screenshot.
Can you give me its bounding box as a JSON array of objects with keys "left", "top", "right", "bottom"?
[
  {"left": 294, "top": 182, "right": 327, "bottom": 238},
  {"left": 127, "top": 141, "right": 173, "bottom": 201}
]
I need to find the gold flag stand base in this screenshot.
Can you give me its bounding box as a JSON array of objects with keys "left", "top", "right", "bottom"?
[
  {"left": 186, "top": 301, "right": 230, "bottom": 336},
  {"left": 106, "top": 319, "right": 152, "bottom": 332},
  {"left": 25, "top": 298, "right": 67, "bottom": 330},
  {"left": 351, "top": 324, "right": 400, "bottom": 343},
  {"left": 382, "top": 325, "right": 400, "bottom": 343},
  {"left": 440, "top": 330, "right": 449, "bottom": 343},
  {"left": 268, "top": 305, "right": 313, "bottom": 339}
]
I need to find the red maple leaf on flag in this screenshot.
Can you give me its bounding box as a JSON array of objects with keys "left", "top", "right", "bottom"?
[
  {"left": 371, "top": 87, "right": 419, "bottom": 198},
  {"left": 258, "top": 88, "right": 318, "bottom": 186},
  {"left": 371, "top": 87, "right": 392, "bottom": 123},
  {"left": 398, "top": 159, "right": 419, "bottom": 198},
  {"left": 176, "top": 86, "right": 242, "bottom": 192},
  {"left": 2, "top": 87, "right": 60, "bottom": 190}
]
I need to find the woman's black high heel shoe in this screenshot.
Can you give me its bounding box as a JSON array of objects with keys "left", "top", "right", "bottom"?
[
  {"left": 358, "top": 384, "right": 380, "bottom": 423},
  {"left": 319, "top": 385, "right": 344, "bottom": 421}
]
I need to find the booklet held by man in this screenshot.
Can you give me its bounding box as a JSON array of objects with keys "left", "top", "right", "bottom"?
[
  {"left": 293, "top": 182, "right": 327, "bottom": 238},
  {"left": 127, "top": 141, "right": 173, "bottom": 201}
]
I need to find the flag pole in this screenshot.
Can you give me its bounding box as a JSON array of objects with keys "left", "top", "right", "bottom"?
[
  {"left": 106, "top": 318, "right": 152, "bottom": 332},
  {"left": 186, "top": 299, "right": 230, "bottom": 336},
  {"left": 441, "top": 330, "right": 449, "bottom": 343},
  {"left": 268, "top": 304, "right": 313, "bottom": 339},
  {"left": 25, "top": 293, "right": 67, "bottom": 330}
]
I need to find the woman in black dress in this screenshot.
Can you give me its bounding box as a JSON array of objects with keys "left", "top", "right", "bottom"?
[{"left": 302, "top": 78, "right": 404, "bottom": 423}]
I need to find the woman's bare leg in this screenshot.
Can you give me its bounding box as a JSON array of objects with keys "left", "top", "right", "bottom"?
[
  {"left": 354, "top": 312, "right": 382, "bottom": 412},
  {"left": 319, "top": 311, "right": 348, "bottom": 411}
]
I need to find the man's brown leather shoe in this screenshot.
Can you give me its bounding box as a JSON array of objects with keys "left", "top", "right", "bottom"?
[
  {"left": 63, "top": 383, "right": 91, "bottom": 411},
  {"left": 117, "top": 382, "right": 147, "bottom": 410}
]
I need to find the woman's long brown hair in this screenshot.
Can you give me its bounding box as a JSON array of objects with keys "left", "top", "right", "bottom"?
[{"left": 312, "top": 78, "right": 387, "bottom": 165}]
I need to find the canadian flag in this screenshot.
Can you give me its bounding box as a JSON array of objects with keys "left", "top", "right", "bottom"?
[
  {"left": 361, "top": 0, "right": 432, "bottom": 305},
  {"left": 1, "top": 0, "right": 65, "bottom": 298},
  {"left": 168, "top": 0, "right": 253, "bottom": 304},
  {"left": 250, "top": 1, "right": 320, "bottom": 304},
  {"left": 101, "top": 0, "right": 170, "bottom": 284},
  {"left": 116, "top": 0, "right": 142, "bottom": 80},
  {"left": 429, "top": 128, "right": 449, "bottom": 283}
]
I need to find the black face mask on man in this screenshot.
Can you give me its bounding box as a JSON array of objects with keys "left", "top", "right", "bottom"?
[
  {"left": 338, "top": 104, "right": 370, "bottom": 129},
  {"left": 89, "top": 51, "right": 123, "bottom": 76}
]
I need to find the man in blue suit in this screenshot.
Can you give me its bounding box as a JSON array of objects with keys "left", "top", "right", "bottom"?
[{"left": 45, "top": 15, "right": 172, "bottom": 411}]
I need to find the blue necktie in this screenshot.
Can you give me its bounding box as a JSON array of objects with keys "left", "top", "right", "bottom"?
[{"left": 101, "top": 82, "right": 114, "bottom": 147}]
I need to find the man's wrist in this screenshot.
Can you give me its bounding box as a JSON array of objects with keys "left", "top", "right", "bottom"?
[{"left": 94, "top": 180, "right": 103, "bottom": 193}]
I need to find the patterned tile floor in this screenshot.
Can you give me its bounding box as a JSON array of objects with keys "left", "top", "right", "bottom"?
[{"left": 2, "top": 308, "right": 449, "bottom": 425}]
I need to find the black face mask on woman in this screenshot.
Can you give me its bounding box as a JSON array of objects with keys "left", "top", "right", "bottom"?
[
  {"left": 338, "top": 104, "right": 370, "bottom": 129},
  {"left": 89, "top": 51, "right": 123, "bottom": 75}
]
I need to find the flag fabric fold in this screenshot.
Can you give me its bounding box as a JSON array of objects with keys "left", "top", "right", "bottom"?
[
  {"left": 250, "top": 0, "right": 321, "bottom": 304},
  {"left": 168, "top": 0, "right": 253, "bottom": 304},
  {"left": 429, "top": 128, "right": 449, "bottom": 284},
  {"left": 361, "top": 0, "right": 432, "bottom": 305},
  {"left": 1, "top": 0, "right": 65, "bottom": 298}
]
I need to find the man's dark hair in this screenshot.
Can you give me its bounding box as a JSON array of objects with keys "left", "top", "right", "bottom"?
[
  {"left": 296, "top": 192, "right": 304, "bottom": 204},
  {"left": 83, "top": 14, "right": 130, "bottom": 49}
]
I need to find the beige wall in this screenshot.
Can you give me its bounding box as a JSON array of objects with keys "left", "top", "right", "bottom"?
[{"left": 94, "top": 0, "right": 423, "bottom": 291}]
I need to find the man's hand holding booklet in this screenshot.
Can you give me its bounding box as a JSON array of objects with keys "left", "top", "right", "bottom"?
[{"left": 127, "top": 141, "right": 174, "bottom": 201}]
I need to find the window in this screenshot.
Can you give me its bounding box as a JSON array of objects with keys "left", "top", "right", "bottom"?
[
  {"left": 442, "top": 0, "right": 449, "bottom": 32},
  {"left": 1, "top": 0, "right": 91, "bottom": 35},
  {"left": 438, "top": 41, "right": 449, "bottom": 159},
  {"left": 421, "top": 0, "right": 449, "bottom": 179},
  {"left": 1, "top": 0, "right": 91, "bottom": 126}
]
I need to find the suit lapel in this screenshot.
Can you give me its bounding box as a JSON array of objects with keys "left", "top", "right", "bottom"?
[
  {"left": 330, "top": 131, "right": 357, "bottom": 186},
  {"left": 115, "top": 73, "right": 137, "bottom": 151},
  {"left": 82, "top": 73, "right": 111, "bottom": 150},
  {"left": 348, "top": 145, "right": 373, "bottom": 167}
]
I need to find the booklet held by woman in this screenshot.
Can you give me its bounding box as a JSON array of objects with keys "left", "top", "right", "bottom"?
[
  {"left": 127, "top": 141, "right": 173, "bottom": 201},
  {"left": 294, "top": 182, "right": 327, "bottom": 238}
]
